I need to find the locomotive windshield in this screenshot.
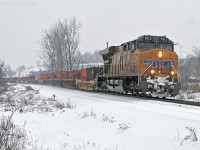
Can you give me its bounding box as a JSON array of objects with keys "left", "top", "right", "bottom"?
[
  {"left": 137, "top": 42, "right": 156, "bottom": 49},
  {"left": 158, "top": 43, "right": 173, "bottom": 50},
  {"left": 136, "top": 36, "right": 174, "bottom": 50}
]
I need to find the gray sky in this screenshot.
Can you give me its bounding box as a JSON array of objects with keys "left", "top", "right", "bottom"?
[{"left": 0, "top": 0, "right": 200, "bottom": 69}]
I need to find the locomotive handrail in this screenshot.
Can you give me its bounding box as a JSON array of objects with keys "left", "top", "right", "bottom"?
[
  {"left": 171, "top": 63, "right": 181, "bottom": 83},
  {"left": 138, "top": 62, "right": 154, "bottom": 86}
]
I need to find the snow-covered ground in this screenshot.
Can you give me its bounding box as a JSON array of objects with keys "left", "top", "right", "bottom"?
[
  {"left": 175, "top": 91, "right": 200, "bottom": 102},
  {"left": 1, "top": 84, "right": 200, "bottom": 150}
]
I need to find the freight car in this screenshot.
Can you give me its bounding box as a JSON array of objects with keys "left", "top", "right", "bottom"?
[{"left": 11, "top": 35, "right": 181, "bottom": 98}]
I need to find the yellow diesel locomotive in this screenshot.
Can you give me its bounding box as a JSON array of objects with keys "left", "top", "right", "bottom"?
[{"left": 98, "top": 35, "right": 181, "bottom": 97}]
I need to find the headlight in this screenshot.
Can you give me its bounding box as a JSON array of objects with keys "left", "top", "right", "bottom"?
[
  {"left": 158, "top": 51, "right": 163, "bottom": 58},
  {"left": 150, "top": 69, "right": 155, "bottom": 74},
  {"left": 171, "top": 71, "right": 175, "bottom": 75}
]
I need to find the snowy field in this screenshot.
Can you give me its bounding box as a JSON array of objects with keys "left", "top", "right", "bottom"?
[
  {"left": 1, "top": 84, "right": 200, "bottom": 150},
  {"left": 175, "top": 91, "right": 200, "bottom": 102}
]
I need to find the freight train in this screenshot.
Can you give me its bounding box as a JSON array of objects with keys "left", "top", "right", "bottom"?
[{"left": 7, "top": 35, "right": 181, "bottom": 98}]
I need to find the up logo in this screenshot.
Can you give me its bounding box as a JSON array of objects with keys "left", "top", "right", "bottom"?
[{"left": 140, "top": 58, "right": 176, "bottom": 68}]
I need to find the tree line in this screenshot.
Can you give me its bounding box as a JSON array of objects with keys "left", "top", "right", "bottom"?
[
  {"left": 0, "top": 61, "right": 6, "bottom": 86},
  {"left": 179, "top": 46, "right": 200, "bottom": 91}
]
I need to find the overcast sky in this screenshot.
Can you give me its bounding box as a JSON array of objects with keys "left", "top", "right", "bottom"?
[{"left": 0, "top": 0, "right": 200, "bottom": 69}]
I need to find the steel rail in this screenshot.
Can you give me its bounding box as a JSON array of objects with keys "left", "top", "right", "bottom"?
[{"left": 88, "top": 90, "right": 200, "bottom": 107}]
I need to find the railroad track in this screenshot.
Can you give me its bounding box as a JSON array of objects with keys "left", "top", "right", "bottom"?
[
  {"left": 152, "top": 97, "right": 200, "bottom": 107},
  {"left": 88, "top": 90, "right": 200, "bottom": 107}
]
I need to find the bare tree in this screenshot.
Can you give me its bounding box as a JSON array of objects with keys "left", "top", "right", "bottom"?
[
  {"left": 179, "top": 55, "right": 193, "bottom": 89},
  {"left": 39, "top": 18, "right": 81, "bottom": 71},
  {"left": 16, "top": 65, "right": 26, "bottom": 77},
  {"left": 192, "top": 46, "right": 200, "bottom": 89},
  {"left": 81, "top": 50, "right": 103, "bottom": 64},
  {"left": 58, "top": 18, "right": 81, "bottom": 70},
  {"left": 82, "top": 51, "right": 93, "bottom": 63},
  {"left": 0, "top": 60, "right": 5, "bottom": 86},
  {"left": 40, "top": 28, "right": 57, "bottom": 71}
]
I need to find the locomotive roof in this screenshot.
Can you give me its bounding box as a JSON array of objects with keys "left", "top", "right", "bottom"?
[
  {"left": 121, "top": 35, "right": 174, "bottom": 45},
  {"left": 99, "top": 46, "right": 119, "bottom": 55},
  {"left": 99, "top": 35, "right": 174, "bottom": 55}
]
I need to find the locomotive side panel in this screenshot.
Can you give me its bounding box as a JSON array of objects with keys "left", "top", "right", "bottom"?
[{"left": 104, "top": 49, "right": 139, "bottom": 77}]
